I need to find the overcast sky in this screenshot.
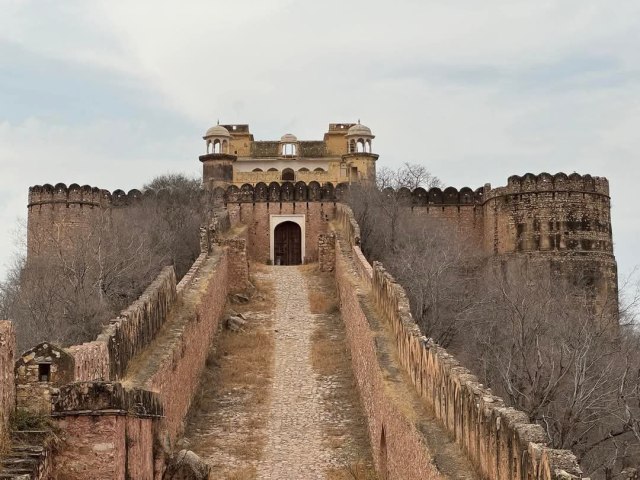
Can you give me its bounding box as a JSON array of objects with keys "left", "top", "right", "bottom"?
[{"left": 0, "top": 0, "right": 638, "bottom": 287}]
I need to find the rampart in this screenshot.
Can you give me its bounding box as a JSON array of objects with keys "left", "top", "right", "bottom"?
[
  {"left": 66, "top": 266, "right": 178, "bottom": 383},
  {"left": 141, "top": 250, "right": 229, "bottom": 445},
  {"left": 334, "top": 234, "right": 443, "bottom": 479},
  {"left": 14, "top": 196, "right": 245, "bottom": 478},
  {"left": 334, "top": 204, "right": 584, "bottom": 480}
]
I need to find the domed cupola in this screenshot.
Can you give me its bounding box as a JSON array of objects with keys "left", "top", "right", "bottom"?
[
  {"left": 346, "top": 120, "right": 374, "bottom": 153},
  {"left": 203, "top": 122, "right": 231, "bottom": 154},
  {"left": 280, "top": 133, "right": 298, "bottom": 157}
]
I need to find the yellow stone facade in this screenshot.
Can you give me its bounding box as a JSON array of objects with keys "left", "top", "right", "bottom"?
[{"left": 199, "top": 122, "right": 379, "bottom": 188}]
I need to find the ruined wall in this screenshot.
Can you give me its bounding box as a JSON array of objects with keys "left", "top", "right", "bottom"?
[
  {"left": 226, "top": 201, "right": 336, "bottom": 263},
  {"left": 101, "top": 267, "right": 177, "bottom": 381},
  {"left": 52, "top": 383, "right": 161, "bottom": 480},
  {"left": 144, "top": 251, "right": 229, "bottom": 445},
  {"left": 67, "top": 341, "right": 110, "bottom": 382},
  {"left": 0, "top": 321, "right": 15, "bottom": 452},
  {"left": 214, "top": 238, "right": 249, "bottom": 293},
  {"left": 334, "top": 239, "right": 442, "bottom": 480},
  {"left": 335, "top": 205, "right": 584, "bottom": 479},
  {"left": 15, "top": 343, "right": 75, "bottom": 414},
  {"left": 48, "top": 242, "right": 234, "bottom": 478}
]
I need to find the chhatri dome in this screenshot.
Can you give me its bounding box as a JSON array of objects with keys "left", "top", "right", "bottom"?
[
  {"left": 204, "top": 123, "right": 231, "bottom": 139},
  {"left": 280, "top": 133, "right": 298, "bottom": 143},
  {"left": 347, "top": 121, "right": 373, "bottom": 138}
]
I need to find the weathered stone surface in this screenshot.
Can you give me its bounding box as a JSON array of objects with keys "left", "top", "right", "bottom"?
[
  {"left": 224, "top": 315, "right": 247, "bottom": 332},
  {"left": 164, "top": 450, "right": 211, "bottom": 480},
  {"left": 52, "top": 382, "right": 163, "bottom": 417},
  {"left": 15, "top": 342, "right": 75, "bottom": 414}
]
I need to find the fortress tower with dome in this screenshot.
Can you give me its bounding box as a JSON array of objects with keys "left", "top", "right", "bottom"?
[{"left": 25, "top": 119, "right": 618, "bottom": 308}]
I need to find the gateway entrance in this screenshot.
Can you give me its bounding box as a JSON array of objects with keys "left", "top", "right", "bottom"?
[{"left": 274, "top": 221, "right": 302, "bottom": 265}]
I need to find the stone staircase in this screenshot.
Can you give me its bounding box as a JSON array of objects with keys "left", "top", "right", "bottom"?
[{"left": 0, "top": 431, "right": 53, "bottom": 479}]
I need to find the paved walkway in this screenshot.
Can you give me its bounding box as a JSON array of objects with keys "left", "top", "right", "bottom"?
[{"left": 256, "top": 266, "right": 334, "bottom": 479}]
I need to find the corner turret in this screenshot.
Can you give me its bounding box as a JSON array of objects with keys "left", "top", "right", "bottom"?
[
  {"left": 199, "top": 122, "right": 238, "bottom": 189},
  {"left": 342, "top": 121, "right": 378, "bottom": 184}
]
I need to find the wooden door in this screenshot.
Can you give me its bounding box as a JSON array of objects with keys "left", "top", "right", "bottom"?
[{"left": 274, "top": 221, "right": 302, "bottom": 265}]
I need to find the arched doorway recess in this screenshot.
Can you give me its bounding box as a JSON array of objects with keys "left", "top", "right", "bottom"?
[{"left": 274, "top": 221, "right": 302, "bottom": 265}]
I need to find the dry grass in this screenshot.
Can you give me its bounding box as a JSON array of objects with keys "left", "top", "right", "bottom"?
[
  {"left": 222, "top": 466, "right": 257, "bottom": 480},
  {"left": 327, "top": 460, "right": 378, "bottom": 480},
  {"left": 181, "top": 262, "right": 276, "bottom": 479},
  {"left": 302, "top": 264, "right": 377, "bottom": 479}
]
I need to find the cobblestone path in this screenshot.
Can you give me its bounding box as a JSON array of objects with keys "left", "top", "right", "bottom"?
[{"left": 256, "top": 266, "right": 339, "bottom": 479}]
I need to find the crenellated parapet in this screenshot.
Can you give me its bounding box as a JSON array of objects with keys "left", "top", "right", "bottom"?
[
  {"left": 484, "top": 172, "right": 609, "bottom": 201},
  {"left": 216, "top": 181, "right": 348, "bottom": 203},
  {"left": 28, "top": 183, "right": 143, "bottom": 209},
  {"left": 215, "top": 181, "right": 486, "bottom": 206}
]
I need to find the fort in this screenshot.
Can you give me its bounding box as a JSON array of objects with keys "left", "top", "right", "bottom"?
[{"left": 0, "top": 121, "right": 619, "bottom": 478}]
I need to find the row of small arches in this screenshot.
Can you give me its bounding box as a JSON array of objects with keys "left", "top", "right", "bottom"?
[
  {"left": 348, "top": 138, "right": 372, "bottom": 153},
  {"left": 217, "top": 181, "right": 347, "bottom": 203},
  {"left": 206, "top": 139, "right": 229, "bottom": 154},
  {"left": 250, "top": 167, "right": 327, "bottom": 182},
  {"left": 218, "top": 183, "right": 485, "bottom": 205}
]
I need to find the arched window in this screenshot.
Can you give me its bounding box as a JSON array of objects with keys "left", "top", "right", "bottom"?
[
  {"left": 213, "top": 139, "right": 221, "bottom": 154},
  {"left": 366, "top": 140, "right": 372, "bottom": 153},
  {"left": 356, "top": 139, "right": 365, "bottom": 153},
  {"left": 314, "top": 167, "right": 325, "bottom": 172},
  {"left": 349, "top": 139, "right": 356, "bottom": 153},
  {"left": 298, "top": 167, "right": 309, "bottom": 172},
  {"left": 282, "top": 143, "right": 297, "bottom": 156},
  {"left": 282, "top": 168, "right": 295, "bottom": 181},
  {"left": 268, "top": 168, "right": 278, "bottom": 172},
  {"left": 252, "top": 168, "right": 263, "bottom": 172}
]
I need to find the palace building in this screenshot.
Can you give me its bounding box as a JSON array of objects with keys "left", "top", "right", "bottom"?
[{"left": 199, "top": 122, "right": 378, "bottom": 188}]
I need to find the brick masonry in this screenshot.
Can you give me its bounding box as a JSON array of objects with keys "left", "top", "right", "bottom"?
[
  {"left": 51, "top": 382, "right": 161, "bottom": 479},
  {"left": 226, "top": 202, "right": 336, "bottom": 263}
]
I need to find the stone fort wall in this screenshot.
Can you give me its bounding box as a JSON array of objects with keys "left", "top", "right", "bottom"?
[
  {"left": 334, "top": 204, "right": 584, "bottom": 479},
  {"left": 15, "top": 206, "right": 246, "bottom": 478}
]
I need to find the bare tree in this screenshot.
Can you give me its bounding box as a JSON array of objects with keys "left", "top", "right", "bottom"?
[
  {"left": 349, "top": 163, "right": 640, "bottom": 478},
  {"left": 376, "top": 162, "right": 443, "bottom": 190},
  {"left": 2, "top": 173, "right": 211, "bottom": 351}
]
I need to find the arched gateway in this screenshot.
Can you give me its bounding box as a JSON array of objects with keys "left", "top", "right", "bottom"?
[{"left": 274, "top": 221, "right": 302, "bottom": 265}]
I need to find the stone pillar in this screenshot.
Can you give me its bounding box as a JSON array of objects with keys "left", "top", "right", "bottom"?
[
  {"left": 318, "top": 233, "right": 336, "bottom": 272},
  {"left": 0, "top": 321, "right": 16, "bottom": 451}
]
